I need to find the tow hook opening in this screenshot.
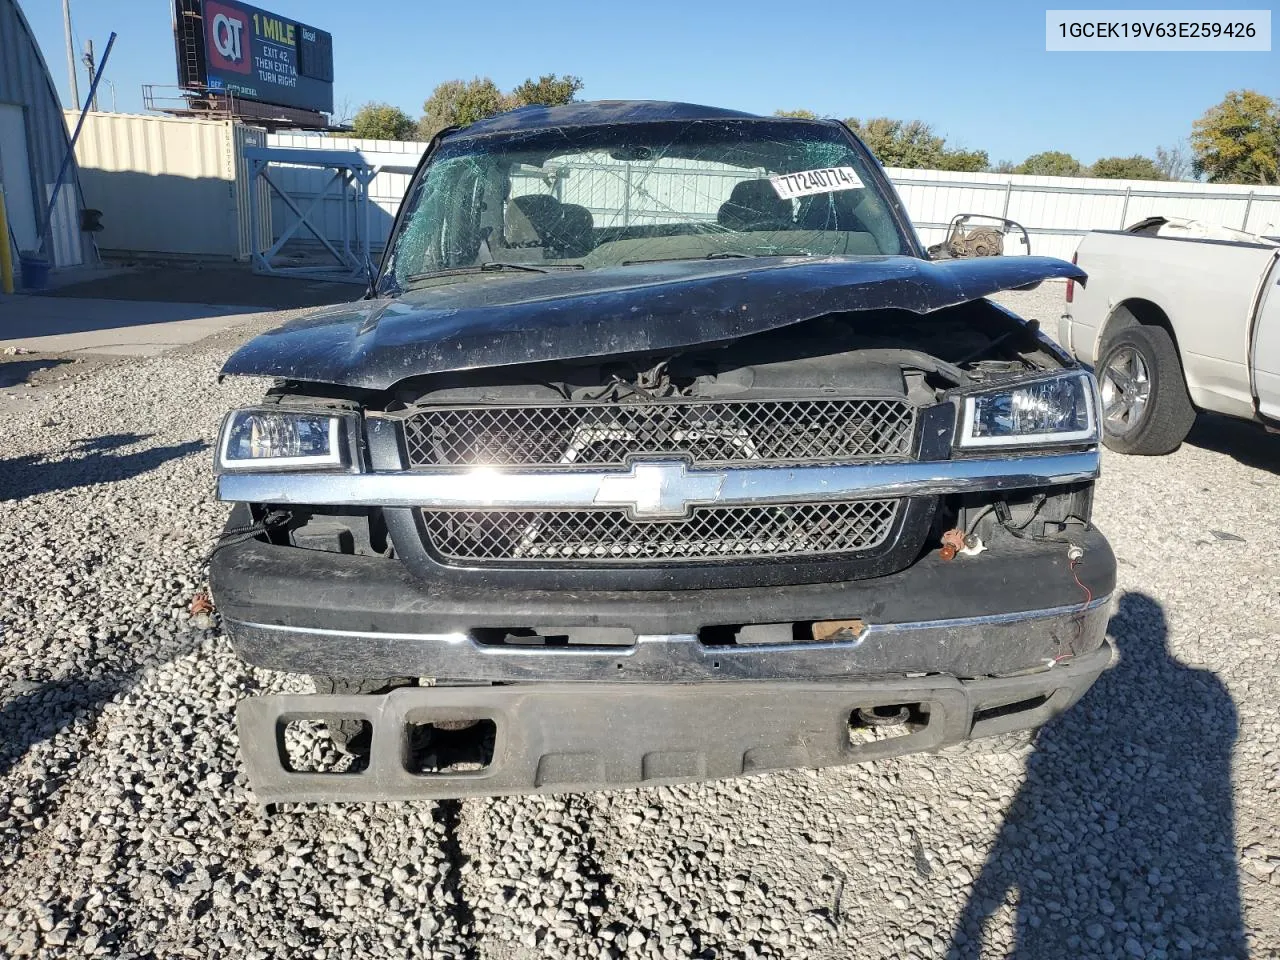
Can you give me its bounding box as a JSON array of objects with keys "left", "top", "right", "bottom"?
[
  {"left": 972, "top": 694, "right": 1050, "bottom": 725},
  {"left": 405, "top": 718, "right": 497, "bottom": 774},
  {"left": 855, "top": 704, "right": 911, "bottom": 727},
  {"left": 280, "top": 717, "right": 372, "bottom": 774},
  {"left": 848, "top": 703, "right": 929, "bottom": 743}
]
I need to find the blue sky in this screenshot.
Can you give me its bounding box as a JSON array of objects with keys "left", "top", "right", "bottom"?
[{"left": 21, "top": 0, "right": 1278, "bottom": 165}]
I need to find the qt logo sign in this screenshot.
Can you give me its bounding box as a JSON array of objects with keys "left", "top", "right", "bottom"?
[{"left": 205, "top": 1, "right": 252, "bottom": 74}]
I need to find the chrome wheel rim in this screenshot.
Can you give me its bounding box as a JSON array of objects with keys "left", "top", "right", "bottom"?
[{"left": 1100, "top": 346, "right": 1151, "bottom": 437}]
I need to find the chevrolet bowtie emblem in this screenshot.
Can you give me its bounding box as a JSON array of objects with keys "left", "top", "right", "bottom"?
[{"left": 593, "top": 461, "right": 726, "bottom": 519}]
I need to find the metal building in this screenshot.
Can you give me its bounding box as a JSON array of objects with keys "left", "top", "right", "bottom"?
[{"left": 0, "top": 0, "right": 93, "bottom": 274}]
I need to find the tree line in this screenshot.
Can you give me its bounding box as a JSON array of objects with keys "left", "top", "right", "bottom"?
[
  {"left": 349, "top": 81, "right": 1279, "bottom": 186},
  {"left": 778, "top": 90, "right": 1279, "bottom": 184},
  {"left": 350, "top": 75, "right": 583, "bottom": 142}
]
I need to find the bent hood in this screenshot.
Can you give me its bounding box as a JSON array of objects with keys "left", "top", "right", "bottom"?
[{"left": 221, "top": 255, "right": 1085, "bottom": 391}]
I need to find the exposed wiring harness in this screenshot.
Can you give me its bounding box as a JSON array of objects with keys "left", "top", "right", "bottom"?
[
  {"left": 986, "top": 498, "right": 1095, "bottom": 664},
  {"left": 964, "top": 494, "right": 1048, "bottom": 539},
  {"left": 964, "top": 503, "right": 998, "bottom": 536},
  {"left": 1069, "top": 551, "right": 1092, "bottom": 608},
  {"left": 1046, "top": 545, "right": 1095, "bottom": 664},
  {"left": 956, "top": 495, "right": 1095, "bottom": 667},
  {"left": 991, "top": 497, "right": 1092, "bottom": 546},
  {"left": 206, "top": 509, "right": 290, "bottom": 565},
  {"left": 995, "top": 494, "right": 1048, "bottom": 535}
]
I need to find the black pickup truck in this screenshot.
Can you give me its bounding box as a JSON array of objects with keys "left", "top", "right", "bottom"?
[{"left": 210, "top": 101, "right": 1113, "bottom": 803}]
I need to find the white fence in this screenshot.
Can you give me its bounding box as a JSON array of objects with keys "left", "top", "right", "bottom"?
[
  {"left": 894, "top": 168, "right": 1280, "bottom": 260},
  {"left": 264, "top": 132, "right": 1280, "bottom": 262}
]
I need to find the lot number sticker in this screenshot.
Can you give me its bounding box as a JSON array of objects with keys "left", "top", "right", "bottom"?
[{"left": 770, "top": 167, "right": 864, "bottom": 200}]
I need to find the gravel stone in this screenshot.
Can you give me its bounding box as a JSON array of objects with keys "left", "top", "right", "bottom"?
[{"left": 1, "top": 290, "right": 1278, "bottom": 958}]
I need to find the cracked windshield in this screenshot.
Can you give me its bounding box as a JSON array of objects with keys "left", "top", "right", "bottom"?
[{"left": 385, "top": 120, "right": 906, "bottom": 288}]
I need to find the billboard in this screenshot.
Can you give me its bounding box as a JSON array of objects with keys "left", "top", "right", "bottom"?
[{"left": 182, "top": 0, "right": 333, "bottom": 114}]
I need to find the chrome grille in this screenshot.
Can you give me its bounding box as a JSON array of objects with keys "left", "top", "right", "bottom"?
[
  {"left": 402, "top": 398, "right": 916, "bottom": 468},
  {"left": 421, "top": 500, "right": 900, "bottom": 563}
]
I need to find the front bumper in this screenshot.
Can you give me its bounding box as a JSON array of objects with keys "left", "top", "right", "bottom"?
[
  {"left": 213, "top": 512, "right": 1116, "bottom": 802},
  {"left": 239, "top": 640, "right": 1114, "bottom": 803},
  {"left": 213, "top": 523, "right": 1115, "bottom": 680}
]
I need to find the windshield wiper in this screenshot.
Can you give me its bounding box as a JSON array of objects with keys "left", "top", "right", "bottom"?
[
  {"left": 404, "top": 261, "right": 584, "bottom": 284},
  {"left": 622, "top": 250, "right": 814, "bottom": 266}
]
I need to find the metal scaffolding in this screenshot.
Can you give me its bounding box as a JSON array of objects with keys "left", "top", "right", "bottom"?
[{"left": 243, "top": 145, "right": 377, "bottom": 282}]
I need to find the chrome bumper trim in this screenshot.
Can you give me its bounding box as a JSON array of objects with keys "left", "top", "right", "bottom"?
[
  {"left": 227, "top": 594, "right": 1112, "bottom": 684},
  {"left": 216, "top": 450, "right": 1099, "bottom": 509}
]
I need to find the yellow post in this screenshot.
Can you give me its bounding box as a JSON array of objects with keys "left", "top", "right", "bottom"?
[{"left": 0, "top": 191, "right": 13, "bottom": 294}]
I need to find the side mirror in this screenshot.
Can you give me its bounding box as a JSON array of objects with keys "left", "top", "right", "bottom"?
[{"left": 927, "top": 214, "right": 1031, "bottom": 260}]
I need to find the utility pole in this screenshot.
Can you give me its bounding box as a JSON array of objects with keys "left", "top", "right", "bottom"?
[
  {"left": 62, "top": 0, "right": 80, "bottom": 108},
  {"left": 81, "top": 39, "right": 98, "bottom": 111}
]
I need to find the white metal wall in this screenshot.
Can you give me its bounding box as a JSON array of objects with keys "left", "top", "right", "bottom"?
[
  {"left": 890, "top": 167, "right": 1280, "bottom": 260},
  {"left": 69, "top": 111, "right": 267, "bottom": 259},
  {"left": 261, "top": 132, "right": 1280, "bottom": 260}
]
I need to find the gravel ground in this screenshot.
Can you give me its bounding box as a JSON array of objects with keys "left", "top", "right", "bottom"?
[{"left": 2, "top": 291, "right": 1279, "bottom": 960}]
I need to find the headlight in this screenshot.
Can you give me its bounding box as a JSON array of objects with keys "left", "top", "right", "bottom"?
[
  {"left": 956, "top": 372, "right": 1098, "bottom": 448},
  {"left": 217, "top": 409, "right": 352, "bottom": 472}
]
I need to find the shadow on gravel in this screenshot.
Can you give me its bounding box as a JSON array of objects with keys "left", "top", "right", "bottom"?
[
  {"left": 0, "top": 626, "right": 208, "bottom": 780},
  {"left": 1187, "top": 412, "right": 1280, "bottom": 474},
  {"left": 0, "top": 434, "right": 206, "bottom": 500},
  {"left": 0, "top": 358, "right": 72, "bottom": 389},
  {"left": 947, "top": 593, "right": 1245, "bottom": 960},
  {"left": 0, "top": 678, "right": 126, "bottom": 779}
]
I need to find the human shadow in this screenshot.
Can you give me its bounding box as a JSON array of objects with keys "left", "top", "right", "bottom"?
[
  {"left": 947, "top": 593, "right": 1245, "bottom": 959},
  {"left": 0, "top": 620, "right": 210, "bottom": 794},
  {"left": 0, "top": 677, "right": 128, "bottom": 779},
  {"left": 0, "top": 434, "right": 206, "bottom": 500}
]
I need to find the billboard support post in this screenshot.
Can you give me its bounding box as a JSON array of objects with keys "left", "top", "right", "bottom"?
[{"left": 62, "top": 0, "right": 79, "bottom": 109}]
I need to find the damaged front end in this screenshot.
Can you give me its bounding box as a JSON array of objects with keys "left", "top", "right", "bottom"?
[
  {"left": 208, "top": 106, "right": 1112, "bottom": 802},
  {"left": 212, "top": 286, "right": 1113, "bottom": 802}
]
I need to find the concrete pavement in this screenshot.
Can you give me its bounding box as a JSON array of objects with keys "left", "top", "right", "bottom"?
[
  {"left": 0, "top": 293, "right": 264, "bottom": 357},
  {"left": 0, "top": 262, "right": 364, "bottom": 358}
]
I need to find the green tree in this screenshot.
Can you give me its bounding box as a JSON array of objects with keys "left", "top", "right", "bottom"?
[
  {"left": 1015, "top": 151, "right": 1083, "bottom": 177},
  {"left": 351, "top": 102, "right": 416, "bottom": 141},
  {"left": 846, "top": 117, "right": 947, "bottom": 168},
  {"left": 1088, "top": 155, "right": 1166, "bottom": 180},
  {"left": 937, "top": 148, "right": 989, "bottom": 172},
  {"left": 1190, "top": 90, "right": 1280, "bottom": 185},
  {"left": 774, "top": 108, "right": 819, "bottom": 119},
  {"left": 419, "top": 77, "right": 509, "bottom": 140},
  {"left": 510, "top": 74, "right": 583, "bottom": 107},
  {"left": 844, "top": 117, "right": 991, "bottom": 171}
]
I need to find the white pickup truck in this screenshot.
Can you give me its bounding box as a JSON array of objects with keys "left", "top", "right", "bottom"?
[{"left": 1059, "top": 217, "right": 1280, "bottom": 454}]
